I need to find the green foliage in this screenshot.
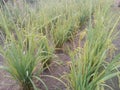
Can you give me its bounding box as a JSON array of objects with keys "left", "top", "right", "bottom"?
[
  {"left": 0, "top": 0, "right": 120, "bottom": 90},
  {"left": 66, "top": 0, "right": 120, "bottom": 90},
  {"left": 0, "top": 0, "right": 92, "bottom": 48},
  {"left": 0, "top": 30, "right": 54, "bottom": 90},
  {"left": 51, "top": 15, "right": 76, "bottom": 48}
]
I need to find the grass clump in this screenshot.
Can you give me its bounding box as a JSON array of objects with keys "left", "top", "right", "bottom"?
[
  {"left": 66, "top": 0, "right": 120, "bottom": 90},
  {"left": 51, "top": 15, "right": 77, "bottom": 48},
  {"left": 0, "top": 0, "right": 92, "bottom": 48},
  {"left": 0, "top": 30, "right": 54, "bottom": 90}
]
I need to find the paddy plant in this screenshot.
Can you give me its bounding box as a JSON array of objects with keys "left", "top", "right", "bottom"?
[
  {"left": 51, "top": 15, "right": 77, "bottom": 48},
  {"left": 0, "top": 0, "right": 97, "bottom": 50},
  {"left": 0, "top": 0, "right": 119, "bottom": 90},
  {"left": 66, "top": 0, "right": 120, "bottom": 90},
  {"left": 0, "top": 29, "right": 54, "bottom": 90},
  {"left": 67, "top": 19, "right": 120, "bottom": 90}
]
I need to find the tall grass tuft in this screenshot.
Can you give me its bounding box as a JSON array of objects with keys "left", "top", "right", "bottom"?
[
  {"left": 0, "top": 29, "right": 54, "bottom": 90},
  {"left": 66, "top": 0, "right": 120, "bottom": 90}
]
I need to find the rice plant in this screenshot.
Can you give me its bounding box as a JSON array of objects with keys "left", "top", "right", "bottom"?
[
  {"left": 0, "top": 2, "right": 54, "bottom": 88},
  {"left": 50, "top": 15, "right": 76, "bottom": 48},
  {"left": 0, "top": 0, "right": 119, "bottom": 90},
  {"left": 0, "top": 29, "right": 54, "bottom": 90},
  {"left": 66, "top": 0, "right": 120, "bottom": 90},
  {"left": 0, "top": 0, "right": 96, "bottom": 49}
]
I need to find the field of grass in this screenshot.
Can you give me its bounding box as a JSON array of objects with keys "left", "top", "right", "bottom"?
[{"left": 0, "top": 0, "right": 120, "bottom": 90}]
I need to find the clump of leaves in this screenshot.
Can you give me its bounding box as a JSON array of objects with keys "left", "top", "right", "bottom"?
[
  {"left": 51, "top": 15, "right": 76, "bottom": 48},
  {"left": 66, "top": 0, "right": 120, "bottom": 90},
  {"left": 0, "top": 30, "right": 54, "bottom": 90}
]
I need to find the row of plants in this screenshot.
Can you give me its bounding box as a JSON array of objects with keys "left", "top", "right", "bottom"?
[
  {"left": 0, "top": 0, "right": 120, "bottom": 90},
  {"left": 0, "top": 0, "right": 96, "bottom": 48},
  {"left": 67, "top": 0, "right": 120, "bottom": 89}
]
